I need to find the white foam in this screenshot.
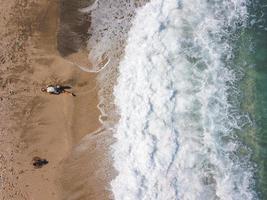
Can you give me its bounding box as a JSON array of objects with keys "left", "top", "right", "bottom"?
[{"left": 111, "top": 0, "right": 256, "bottom": 199}]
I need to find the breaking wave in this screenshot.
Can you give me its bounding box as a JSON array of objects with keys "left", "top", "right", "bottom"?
[{"left": 111, "top": 0, "right": 257, "bottom": 199}]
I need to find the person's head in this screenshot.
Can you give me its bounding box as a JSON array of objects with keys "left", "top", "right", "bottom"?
[{"left": 41, "top": 88, "right": 46, "bottom": 92}]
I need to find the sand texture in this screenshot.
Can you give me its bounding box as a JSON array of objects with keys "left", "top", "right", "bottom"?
[{"left": 0, "top": 0, "right": 113, "bottom": 199}]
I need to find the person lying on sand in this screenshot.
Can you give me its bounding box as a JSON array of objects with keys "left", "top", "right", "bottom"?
[{"left": 41, "top": 85, "right": 76, "bottom": 96}]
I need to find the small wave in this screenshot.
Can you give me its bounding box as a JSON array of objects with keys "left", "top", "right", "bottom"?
[{"left": 112, "top": 0, "right": 256, "bottom": 199}]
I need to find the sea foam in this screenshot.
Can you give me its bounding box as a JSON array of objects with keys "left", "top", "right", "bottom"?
[{"left": 112, "top": 0, "right": 256, "bottom": 199}]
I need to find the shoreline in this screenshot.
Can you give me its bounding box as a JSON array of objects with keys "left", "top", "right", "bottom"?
[{"left": 0, "top": 0, "right": 112, "bottom": 199}]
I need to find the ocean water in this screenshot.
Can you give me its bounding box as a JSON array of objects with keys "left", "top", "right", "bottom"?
[
  {"left": 110, "top": 0, "right": 267, "bottom": 199},
  {"left": 239, "top": 0, "right": 267, "bottom": 198}
]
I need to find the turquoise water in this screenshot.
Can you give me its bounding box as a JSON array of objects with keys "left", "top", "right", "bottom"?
[{"left": 237, "top": 0, "right": 267, "bottom": 198}]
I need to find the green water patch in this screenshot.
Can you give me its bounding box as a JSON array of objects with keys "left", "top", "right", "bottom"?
[{"left": 234, "top": 1, "right": 267, "bottom": 198}]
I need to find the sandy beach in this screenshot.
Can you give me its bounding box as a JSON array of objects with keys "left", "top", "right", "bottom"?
[{"left": 0, "top": 0, "right": 112, "bottom": 199}]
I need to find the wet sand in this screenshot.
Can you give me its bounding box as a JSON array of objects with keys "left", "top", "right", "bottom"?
[{"left": 0, "top": 0, "right": 112, "bottom": 199}]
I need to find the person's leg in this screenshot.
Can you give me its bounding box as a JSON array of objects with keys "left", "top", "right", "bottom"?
[{"left": 63, "top": 90, "right": 76, "bottom": 96}]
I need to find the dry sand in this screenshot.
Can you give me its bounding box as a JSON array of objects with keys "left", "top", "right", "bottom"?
[{"left": 0, "top": 0, "right": 113, "bottom": 199}]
